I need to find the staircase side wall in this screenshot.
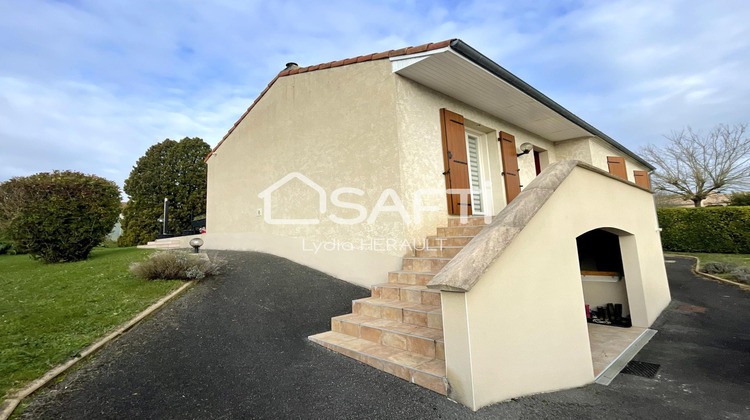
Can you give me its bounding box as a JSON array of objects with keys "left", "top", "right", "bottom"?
[{"left": 443, "top": 166, "right": 670, "bottom": 409}]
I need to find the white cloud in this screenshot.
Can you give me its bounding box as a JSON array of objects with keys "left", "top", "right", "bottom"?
[{"left": 0, "top": 0, "right": 749, "bottom": 188}]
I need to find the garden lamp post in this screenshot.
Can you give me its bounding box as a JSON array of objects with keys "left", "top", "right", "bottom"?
[
  {"left": 162, "top": 197, "right": 169, "bottom": 235},
  {"left": 189, "top": 237, "right": 204, "bottom": 253}
]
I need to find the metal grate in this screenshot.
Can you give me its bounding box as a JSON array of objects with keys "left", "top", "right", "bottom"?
[{"left": 621, "top": 360, "right": 660, "bottom": 378}]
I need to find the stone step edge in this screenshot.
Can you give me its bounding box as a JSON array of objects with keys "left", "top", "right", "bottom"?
[
  {"left": 438, "top": 226, "right": 487, "bottom": 230},
  {"left": 353, "top": 299, "right": 442, "bottom": 330},
  {"left": 448, "top": 216, "right": 495, "bottom": 226},
  {"left": 354, "top": 298, "right": 440, "bottom": 314},
  {"left": 425, "top": 236, "right": 476, "bottom": 241},
  {"left": 402, "top": 257, "right": 453, "bottom": 261},
  {"left": 389, "top": 271, "right": 437, "bottom": 276},
  {"left": 373, "top": 283, "right": 440, "bottom": 293},
  {"left": 333, "top": 315, "right": 444, "bottom": 343},
  {"left": 308, "top": 334, "right": 448, "bottom": 395}
]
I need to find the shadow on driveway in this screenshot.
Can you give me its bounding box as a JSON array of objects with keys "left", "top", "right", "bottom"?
[{"left": 20, "top": 252, "right": 750, "bottom": 419}]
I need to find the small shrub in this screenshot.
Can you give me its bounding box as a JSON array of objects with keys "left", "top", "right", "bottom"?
[
  {"left": 701, "top": 261, "right": 739, "bottom": 274},
  {"left": 0, "top": 171, "right": 121, "bottom": 263},
  {"left": 729, "top": 267, "right": 750, "bottom": 284},
  {"left": 729, "top": 192, "right": 750, "bottom": 206},
  {"left": 129, "top": 250, "right": 224, "bottom": 280}
]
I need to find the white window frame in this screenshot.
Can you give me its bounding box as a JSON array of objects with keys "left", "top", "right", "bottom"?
[{"left": 465, "top": 129, "right": 489, "bottom": 216}]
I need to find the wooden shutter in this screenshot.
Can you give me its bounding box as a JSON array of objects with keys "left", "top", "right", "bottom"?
[
  {"left": 440, "top": 109, "right": 472, "bottom": 215},
  {"left": 499, "top": 131, "right": 521, "bottom": 203},
  {"left": 633, "top": 170, "right": 651, "bottom": 189},
  {"left": 607, "top": 156, "right": 627, "bottom": 180}
]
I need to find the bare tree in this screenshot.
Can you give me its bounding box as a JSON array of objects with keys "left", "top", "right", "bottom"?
[{"left": 641, "top": 123, "right": 750, "bottom": 207}]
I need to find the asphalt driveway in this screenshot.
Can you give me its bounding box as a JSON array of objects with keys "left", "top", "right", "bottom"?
[{"left": 19, "top": 252, "right": 750, "bottom": 419}]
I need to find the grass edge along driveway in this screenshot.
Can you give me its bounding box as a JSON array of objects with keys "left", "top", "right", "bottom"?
[{"left": 0, "top": 247, "right": 183, "bottom": 400}]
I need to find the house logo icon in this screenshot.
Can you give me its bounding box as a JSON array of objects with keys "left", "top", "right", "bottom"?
[{"left": 257, "top": 172, "right": 326, "bottom": 224}]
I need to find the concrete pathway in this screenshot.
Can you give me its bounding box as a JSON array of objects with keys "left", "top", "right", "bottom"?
[{"left": 19, "top": 253, "right": 750, "bottom": 419}]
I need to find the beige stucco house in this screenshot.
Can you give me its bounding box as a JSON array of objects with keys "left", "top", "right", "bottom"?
[{"left": 197, "top": 39, "right": 671, "bottom": 410}]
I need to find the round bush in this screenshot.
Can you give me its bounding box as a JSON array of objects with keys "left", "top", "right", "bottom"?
[{"left": 0, "top": 171, "right": 121, "bottom": 263}]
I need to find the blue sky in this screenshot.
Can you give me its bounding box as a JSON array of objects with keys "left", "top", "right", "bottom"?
[{"left": 1, "top": 0, "right": 748, "bottom": 189}]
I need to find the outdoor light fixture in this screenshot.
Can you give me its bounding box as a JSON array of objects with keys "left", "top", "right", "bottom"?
[
  {"left": 517, "top": 142, "right": 534, "bottom": 157},
  {"left": 189, "top": 237, "right": 204, "bottom": 253}
]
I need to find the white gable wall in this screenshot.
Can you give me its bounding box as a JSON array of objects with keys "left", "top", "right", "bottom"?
[{"left": 205, "top": 60, "right": 408, "bottom": 286}]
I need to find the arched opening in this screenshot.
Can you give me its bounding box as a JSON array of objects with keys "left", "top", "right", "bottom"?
[
  {"left": 576, "top": 229, "right": 631, "bottom": 327},
  {"left": 576, "top": 227, "right": 652, "bottom": 379}
]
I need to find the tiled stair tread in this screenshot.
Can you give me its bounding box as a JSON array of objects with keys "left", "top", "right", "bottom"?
[
  {"left": 417, "top": 246, "right": 464, "bottom": 250},
  {"left": 389, "top": 270, "right": 437, "bottom": 276},
  {"left": 402, "top": 257, "right": 453, "bottom": 261},
  {"left": 372, "top": 283, "right": 441, "bottom": 308},
  {"left": 309, "top": 331, "right": 448, "bottom": 395},
  {"left": 425, "top": 236, "right": 475, "bottom": 245},
  {"left": 415, "top": 247, "right": 464, "bottom": 258},
  {"left": 416, "top": 246, "right": 464, "bottom": 253},
  {"left": 421, "top": 245, "right": 464, "bottom": 248},
  {"left": 356, "top": 297, "right": 439, "bottom": 313},
  {"left": 311, "top": 332, "right": 445, "bottom": 375},
  {"left": 373, "top": 283, "right": 438, "bottom": 293},
  {"left": 334, "top": 313, "right": 444, "bottom": 341},
  {"left": 387, "top": 272, "right": 436, "bottom": 287},
  {"left": 439, "top": 226, "right": 485, "bottom": 231},
  {"left": 447, "top": 216, "right": 493, "bottom": 226}
]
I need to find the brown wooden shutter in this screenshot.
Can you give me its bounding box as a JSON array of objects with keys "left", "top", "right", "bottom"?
[
  {"left": 440, "top": 109, "right": 472, "bottom": 215},
  {"left": 499, "top": 131, "right": 521, "bottom": 203},
  {"left": 633, "top": 170, "right": 651, "bottom": 189},
  {"left": 607, "top": 156, "right": 627, "bottom": 180}
]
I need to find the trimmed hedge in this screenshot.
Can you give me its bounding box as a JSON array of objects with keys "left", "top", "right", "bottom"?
[{"left": 658, "top": 207, "right": 750, "bottom": 253}]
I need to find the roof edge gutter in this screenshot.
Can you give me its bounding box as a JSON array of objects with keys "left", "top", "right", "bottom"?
[{"left": 449, "top": 39, "right": 654, "bottom": 170}]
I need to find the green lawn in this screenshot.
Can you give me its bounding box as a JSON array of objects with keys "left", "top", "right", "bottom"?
[{"left": 0, "top": 247, "right": 183, "bottom": 400}]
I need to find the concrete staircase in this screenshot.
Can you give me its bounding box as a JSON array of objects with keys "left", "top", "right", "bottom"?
[
  {"left": 309, "top": 216, "right": 490, "bottom": 395},
  {"left": 137, "top": 237, "right": 184, "bottom": 250}
]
